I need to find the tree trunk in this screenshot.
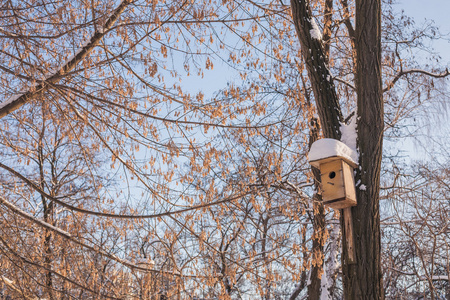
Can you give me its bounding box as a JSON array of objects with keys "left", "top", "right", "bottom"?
[
  {"left": 306, "top": 193, "right": 325, "bottom": 299},
  {"left": 306, "top": 2, "right": 333, "bottom": 297},
  {"left": 342, "top": 0, "right": 384, "bottom": 298},
  {"left": 307, "top": 117, "right": 326, "bottom": 299},
  {"left": 290, "top": 0, "right": 343, "bottom": 141},
  {"left": 38, "top": 121, "right": 54, "bottom": 300},
  {"left": 290, "top": 1, "right": 341, "bottom": 299},
  {"left": 290, "top": 0, "right": 384, "bottom": 298}
]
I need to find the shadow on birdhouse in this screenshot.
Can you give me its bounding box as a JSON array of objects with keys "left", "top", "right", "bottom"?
[{"left": 308, "top": 139, "right": 358, "bottom": 210}]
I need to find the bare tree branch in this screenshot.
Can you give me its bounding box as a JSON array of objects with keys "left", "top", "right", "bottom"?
[
  {"left": 383, "top": 68, "right": 450, "bottom": 93},
  {"left": 0, "top": 0, "right": 132, "bottom": 119},
  {"left": 0, "top": 161, "right": 250, "bottom": 220},
  {"left": 0, "top": 194, "right": 182, "bottom": 276}
]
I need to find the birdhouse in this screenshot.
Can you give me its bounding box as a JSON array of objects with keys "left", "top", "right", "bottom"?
[{"left": 308, "top": 139, "right": 358, "bottom": 210}]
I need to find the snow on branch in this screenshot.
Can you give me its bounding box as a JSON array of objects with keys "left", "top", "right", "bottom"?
[
  {"left": 430, "top": 275, "right": 449, "bottom": 281},
  {"left": 310, "top": 17, "right": 322, "bottom": 40},
  {"left": 0, "top": 276, "right": 35, "bottom": 299},
  {"left": 340, "top": 114, "right": 358, "bottom": 155},
  {"left": 0, "top": 0, "right": 132, "bottom": 119}
]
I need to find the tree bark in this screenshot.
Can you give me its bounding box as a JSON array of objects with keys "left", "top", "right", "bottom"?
[
  {"left": 306, "top": 2, "right": 333, "bottom": 297},
  {"left": 307, "top": 114, "right": 325, "bottom": 299},
  {"left": 290, "top": 0, "right": 343, "bottom": 141},
  {"left": 290, "top": 1, "right": 341, "bottom": 298},
  {"left": 342, "top": 0, "right": 384, "bottom": 298},
  {"left": 306, "top": 193, "right": 325, "bottom": 299},
  {"left": 290, "top": 0, "right": 384, "bottom": 298}
]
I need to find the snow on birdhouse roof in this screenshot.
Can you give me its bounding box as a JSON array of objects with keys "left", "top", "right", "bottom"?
[{"left": 308, "top": 138, "right": 358, "bottom": 168}]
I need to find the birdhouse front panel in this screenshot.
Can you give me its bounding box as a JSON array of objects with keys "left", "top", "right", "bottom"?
[
  {"left": 319, "top": 159, "right": 357, "bottom": 209},
  {"left": 320, "top": 160, "right": 345, "bottom": 201}
]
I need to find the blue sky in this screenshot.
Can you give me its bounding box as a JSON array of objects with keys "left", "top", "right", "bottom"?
[
  {"left": 394, "top": 0, "right": 450, "bottom": 161},
  {"left": 396, "top": 0, "right": 450, "bottom": 158},
  {"left": 398, "top": 0, "right": 450, "bottom": 64}
]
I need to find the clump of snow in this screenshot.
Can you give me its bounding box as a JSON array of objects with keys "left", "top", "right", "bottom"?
[
  {"left": 1, "top": 276, "right": 14, "bottom": 286},
  {"left": 0, "top": 27, "right": 18, "bottom": 37},
  {"left": 430, "top": 275, "right": 449, "bottom": 280},
  {"left": 359, "top": 184, "right": 366, "bottom": 191},
  {"left": 136, "top": 257, "right": 155, "bottom": 266},
  {"left": 320, "top": 264, "right": 330, "bottom": 300},
  {"left": 310, "top": 18, "right": 322, "bottom": 40},
  {"left": 340, "top": 115, "right": 357, "bottom": 152},
  {"left": 0, "top": 93, "right": 22, "bottom": 110},
  {"left": 308, "top": 138, "right": 358, "bottom": 168}
]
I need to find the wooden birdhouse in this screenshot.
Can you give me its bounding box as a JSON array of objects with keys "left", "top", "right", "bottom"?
[{"left": 308, "top": 139, "right": 358, "bottom": 210}]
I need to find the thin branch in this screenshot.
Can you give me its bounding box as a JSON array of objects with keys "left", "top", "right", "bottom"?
[
  {"left": 0, "top": 194, "right": 192, "bottom": 277},
  {"left": 0, "top": 161, "right": 251, "bottom": 220},
  {"left": 0, "top": 237, "right": 121, "bottom": 299},
  {"left": 333, "top": 76, "right": 355, "bottom": 90},
  {"left": 339, "top": 0, "right": 355, "bottom": 40},
  {"left": 383, "top": 68, "right": 450, "bottom": 93},
  {"left": 0, "top": 0, "right": 132, "bottom": 119},
  {"left": 0, "top": 276, "right": 35, "bottom": 300}
]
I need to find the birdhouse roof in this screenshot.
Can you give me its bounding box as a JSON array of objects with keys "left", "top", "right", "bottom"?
[{"left": 308, "top": 138, "right": 358, "bottom": 168}]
